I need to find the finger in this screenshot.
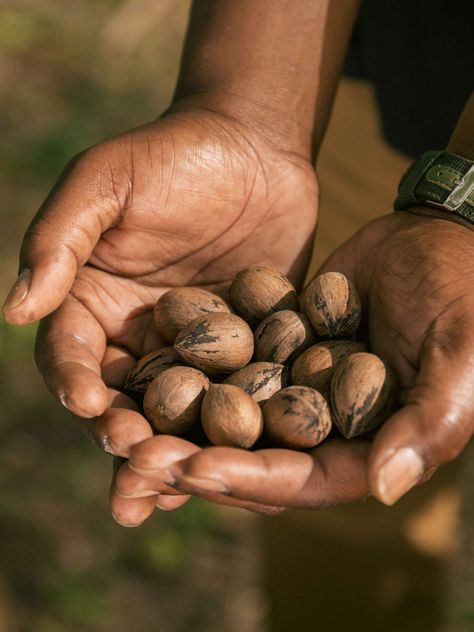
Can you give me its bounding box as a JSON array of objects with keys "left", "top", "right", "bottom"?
[
  {"left": 110, "top": 456, "right": 156, "bottom": 527},
  {"left": 3, "top": 149, "right": 121, "bottom": 325},
  {"left": 106, "top": 388, "right": 140, "bottom": 411},
  {"left": 110, "top": 469, "right": 157, "bottom": 527},
  {"left": 110, "top": 492, "right": 158, "bottom": 527},
  {"left": 101, "top": 345, "right": 136, "bottom": 389},
  {"left": 169, "top": 476, "right": 286, "bottom": 515},
  {"left": 93, "top": 409, "right": 154, "bottom": 457},
  {"left": 116, "top": 458, "right": 280, "bottom": 514},
  {"left": 74, "top": 388, "right": 139, "bottom": 446},
  {"left": 170, "top": 439, "right": 371, "bottom": 509},
  {"left": 115, "top": 461, "right": 179, "bottom": 497},
  {"left": 369, "top": 317, "right": 474, "bottom": 506},
  {"left": 128, "top": 436, "right": 283, "bottom": 514},
  {"left": 112, "top": 439, "right": 195, "bottom": 522},
  {"left": 35, "top": 294, "right": 108, "bottom": 418},
  {"left": 114, "top": 462, "right": 191, "bottom": 513},
  {"left": 156, "top": 495, "right": 191, "bottom": 511},
  {"left": 128, "top": 435, "right": 202, "bottom": 477}
]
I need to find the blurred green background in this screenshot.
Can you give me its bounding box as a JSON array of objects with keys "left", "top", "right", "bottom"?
[
  {"left": 1, "top": 2, "right": 473, "bottom": 631},
  {"left": 0, "top": 2, "right": 266, "bottom": 630}
]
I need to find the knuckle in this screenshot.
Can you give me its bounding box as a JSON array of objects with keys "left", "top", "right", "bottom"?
[
  {"left": 65, "top": 143, "right": 127, "bottom": 209},
  {"left": 424, "top": 408, "right": 473, "bottom": 465}
]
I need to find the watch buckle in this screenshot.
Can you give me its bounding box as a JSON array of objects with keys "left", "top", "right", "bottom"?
[{"left": 444, "top": 164, "right": 474, "bottom": 210}]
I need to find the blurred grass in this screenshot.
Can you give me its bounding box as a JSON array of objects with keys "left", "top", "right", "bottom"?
[{"left": 0, "top": 3, "right": 264, "bottom": 630}]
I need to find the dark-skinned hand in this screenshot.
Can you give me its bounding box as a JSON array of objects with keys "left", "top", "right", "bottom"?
[
  {"left": 2, "top": 104, "right": 318, "bottom": 526},
  {"left": 112, "top": 212, "right": 474, "bottom": 526}
]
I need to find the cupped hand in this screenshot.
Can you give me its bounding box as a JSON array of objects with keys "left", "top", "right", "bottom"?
[
  {"left": 3, "top": 102, "right": 318, "bottom": 524},
  {"left": 3, "top": 103, "right": 317, "bottom": 413},
  {"left": 332, "top": 211, "right": 474, "bottom": 504},
  {"left": 122, "top": 211, "right": 474, "bottom": 523}
]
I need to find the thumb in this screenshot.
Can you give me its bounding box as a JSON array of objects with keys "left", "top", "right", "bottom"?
[
  {"left": 3, "top": 149, "right": 122, "bottom": 324},
  {"left": 369, "top": 313, "right": 474, "bottom": 505}
]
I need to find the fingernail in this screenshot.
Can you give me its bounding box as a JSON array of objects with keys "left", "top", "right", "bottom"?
[
  {"left": 3, "top": 268, "right": 31, "bottom": 313},
  {"left": 155, "top": 497, "right": 178, "bottom": 511},
  {"left": 178, "top": 474, "right": 228, "bottom": 493},
  {"left": 377, "top": 447, "right": 424, "bottom": 505},
  {"left": 59, "top": 393, "right": 71, "bottom": 410},
  {"left": 97, "top": 434, "right": 114, "bottom": 455},
  {"left": 112, "top": 513, "right": 144, "bottom": 528}
]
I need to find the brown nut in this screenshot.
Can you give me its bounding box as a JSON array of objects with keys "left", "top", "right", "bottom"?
[
  {"left": 262, "top": 385, "right": 332, "bottom": 449},
  {"left": 143, "top": 366, "right": 209, "bottom": 435},
  {"left": 291, "top": 340, "right": 366, "bottom": 394},
  {"left": 224, "top": 362, "right": 289, "bottom": 404},
  {"left": 125, "top": 347, "right": 182, "bottom": 392},
  {"left": 303, "top": 272, "right": 361, "bottom": 338},
  {"left": 254, "top": 310, "right": 316, "bottom": 364},
  {"left": 330, "top": 352, "right": 397, "bottom": 438},
  {"left": 201, "top": 384, "right": 263, "bottom": 449},
  {"left": 229, "top": 265, "right": 299, "bottom": 328},
  {"left": 154, "top": 287, "right": 231, "bottom": 343},
  {"left": 174, "top": 313, "right": 254, "bottom": 375}
]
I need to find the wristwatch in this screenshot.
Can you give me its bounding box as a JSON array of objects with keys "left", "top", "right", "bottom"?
[{"left": 394, "top": 150, "right": 474, "bottom": 224}]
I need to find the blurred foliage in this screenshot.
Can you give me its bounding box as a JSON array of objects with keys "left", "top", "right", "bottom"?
[
  {"left": 0, "top": 3, "right": 262, "bottom": 631},
  {"left": 0, "top": 0, "right": 190, "bottom": 272},
  {"left": 2, "top": 3, "right": 468, "bottom": 631}
]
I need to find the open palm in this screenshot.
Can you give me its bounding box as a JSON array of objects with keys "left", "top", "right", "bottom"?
[
  {"left": 113, "top": 212, "right": 474, "bottom": 526},
  {"left": 4, "top": 108, "right": 318, "bottom": 421}
]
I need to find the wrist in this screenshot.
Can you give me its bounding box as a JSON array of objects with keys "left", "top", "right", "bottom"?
[
  {"left": 172, "top": 1, "right": 361, "bottom": 163},
  {"left": 170, "top": 88, "right": 314, "bottom": 160},
  {"left": 399, "top": 206, "right": 474, "bottom": 232}
]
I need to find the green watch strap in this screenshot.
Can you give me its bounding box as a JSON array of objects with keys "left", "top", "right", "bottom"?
[
  {"left": 394, "top": 150, "right": 443, "bottom": 209},
  {"left": 394, "top": 150, "right": 474, "bottom": 224}
]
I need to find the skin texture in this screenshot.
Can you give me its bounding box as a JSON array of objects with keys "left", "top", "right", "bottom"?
[
  {"left": 116, "top": 211, "right": 474, "bottom": 524},
  {"left": 72, "top": 207, "right": 474, "bottom": 524},
  {"left": 2, "top": 106, "right": 318, "bottom": 526},
  {"left": 3, "top": 0, "right": 364, "bottom": 526},
  {"left": 5, "top": 116, "right": 474, "bottom": 526},
  {"left": 175, "top": 0, "right": 361, "bottom": 158},
  {"left": 7, "top": 109, "right": 318, "bottom": 406},
  {"left": 3, "top": 0, "right": 473, "bottom": 525}
]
